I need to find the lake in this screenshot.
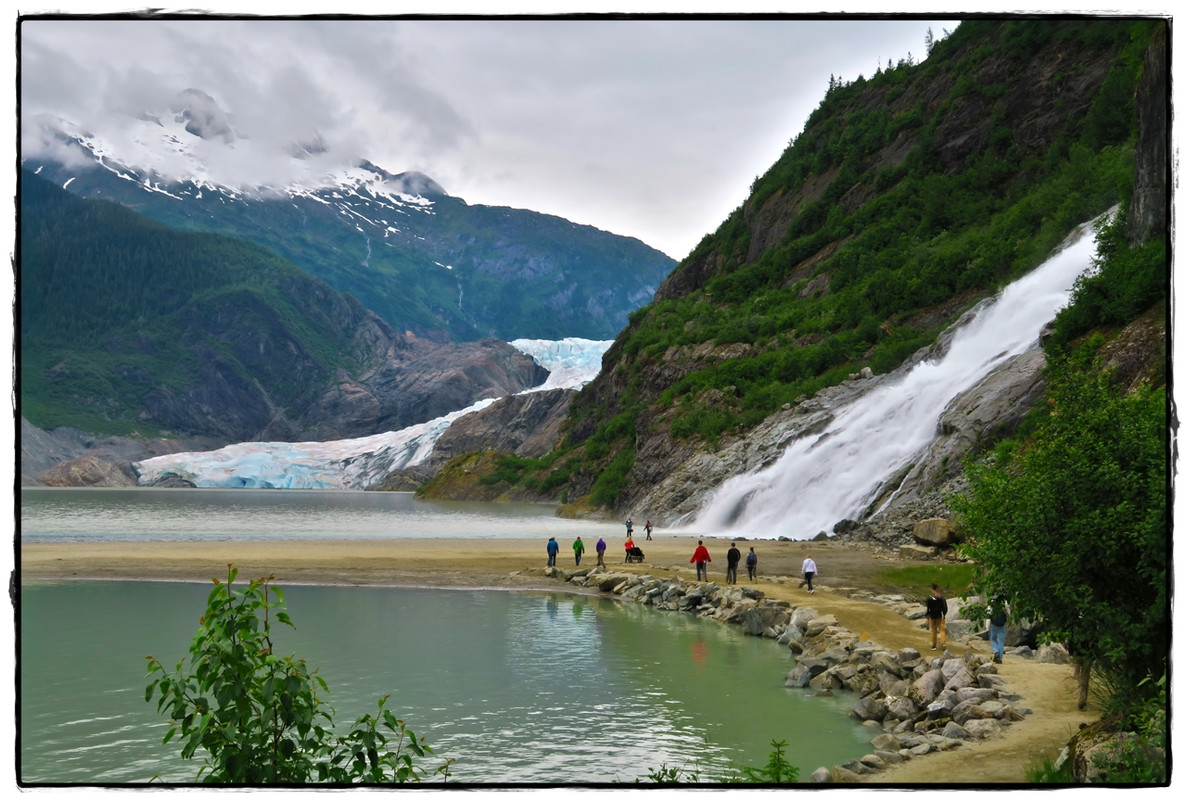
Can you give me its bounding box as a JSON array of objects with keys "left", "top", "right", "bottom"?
[{"left": 16, "top": 488, "right": 874, "bottom": 785}]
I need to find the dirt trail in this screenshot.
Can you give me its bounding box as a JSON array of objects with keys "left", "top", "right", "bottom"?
[{"left": 19, "top": 534, "right": 1100, "bottom": 783}]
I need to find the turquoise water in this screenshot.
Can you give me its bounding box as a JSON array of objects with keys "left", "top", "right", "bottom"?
[{"left": 19, "top": 581, "right": 872, "bottom": 785}]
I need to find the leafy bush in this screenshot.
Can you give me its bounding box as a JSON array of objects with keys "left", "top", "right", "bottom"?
[
  {"left": 952, "top": 351, "right": 1166, "bottom": 701},
  {"left": 145, "top": 567, "right": 451, "bottom": 784},
  {"left": 1046, "top": 209, "right": 1167, "bottom": 352}
]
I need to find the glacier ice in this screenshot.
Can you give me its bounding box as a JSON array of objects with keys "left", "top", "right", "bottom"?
[{"left": 135, "top": 338, "right": 611, "bottom": 490}]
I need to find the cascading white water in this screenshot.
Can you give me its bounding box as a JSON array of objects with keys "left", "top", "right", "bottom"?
[{"left": 693, "top": 217, "right": 1104, "bottom": 540}]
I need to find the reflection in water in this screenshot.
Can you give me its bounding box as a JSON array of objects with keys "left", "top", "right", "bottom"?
[{"left": 20, "top": 582, "right": 872, "bottom": 784}]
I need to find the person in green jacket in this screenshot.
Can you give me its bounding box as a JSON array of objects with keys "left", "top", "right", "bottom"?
[{"left": 573, "top": 536, "right": 585, "bottom": 566}]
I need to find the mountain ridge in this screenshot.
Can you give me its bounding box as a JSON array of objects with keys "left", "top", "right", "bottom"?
[
  {"left": 24, "top": 106, "right": 676, "bottom": 342},
  {"left": 19, "top": 169, "right": 550, "bottom": 464}
]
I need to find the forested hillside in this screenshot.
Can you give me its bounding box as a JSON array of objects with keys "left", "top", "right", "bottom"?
[
  {"left": 440, "top": 18, "right": 1165, "bottom": 514},
  {"left": 20, "top": 170, "right": 546, "bottom": 443},
  {"left": 25, "top": 156, "right": 676, "bottom": 342}
]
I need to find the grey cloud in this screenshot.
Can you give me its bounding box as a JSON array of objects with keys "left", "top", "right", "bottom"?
[{"left": 18, "top": 16, "right": 957, "bottom": 258}]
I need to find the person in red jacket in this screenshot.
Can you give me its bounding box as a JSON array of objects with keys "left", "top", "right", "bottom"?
[{"left": 690, "top": 540, "right": 711, "bottom": 581}]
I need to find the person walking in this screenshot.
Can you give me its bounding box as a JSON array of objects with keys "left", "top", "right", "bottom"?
[
  {"left": 726, "top": 542, "right": 741, "bottom": 584},
  {"left": 690, "top": 540, "right": 711, "bottom": 581},
  {"left": 644, "top": 520, "right": 653, "bottom": 540},
  {"left": 625, "top": 518, "right": 633, "bottom": 536},
  {"left": 546, "top": 537, "right": 559, "bottom": 567},
  {"left": 926, "top": 583, "right": 949, "bottom": 650},
  {"left": 801, "top": 554, "right": 818, "bottom": 593},
  {"left": 595, "top": 537, "right": 607, "bottom": 568},
  {"left": 573, "top": 536, "right": 585, "bottom": 566},
  {"left": 746, "top": 547, "right": 758, "bottom": 582},
  {"left": 988, "top": 594, "right": 1009, "bottom": 663}
]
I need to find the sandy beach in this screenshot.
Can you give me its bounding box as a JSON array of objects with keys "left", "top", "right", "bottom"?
[{"left": 19, "top": 535, "right": 1099, "bottom": 783}]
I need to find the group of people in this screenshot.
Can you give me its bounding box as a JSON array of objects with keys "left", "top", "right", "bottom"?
[
  {"left": 549, "top": 536, "right": 1021, "bottom": 668},
  {"left": 925, "top": 583, "right": 1011, "bottom": 665},
  {"left": 547, "top": 530, "right": 651, "bottom": 568},
  {"left": 624, "top": 518, "right": 653, "bottom": 540},
  {"left": 689, "top": 540, "right": 760, "bottom": 583}
]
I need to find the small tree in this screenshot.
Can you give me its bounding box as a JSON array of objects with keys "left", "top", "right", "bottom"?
[
  {"left": 146, "top": 566, "right": 450, "bottom": 783},
  {"left": 951, "top": 353, "right": 1167, "bottom": 703}
]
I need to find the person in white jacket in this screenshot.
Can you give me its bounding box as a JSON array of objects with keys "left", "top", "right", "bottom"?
[{"left": 801, "top": 555, "right": 818, "bottom": 593}]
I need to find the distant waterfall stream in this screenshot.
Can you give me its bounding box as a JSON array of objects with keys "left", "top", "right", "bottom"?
[{"left": 692, "top": 217, "right": 1104, "bottom": 540}]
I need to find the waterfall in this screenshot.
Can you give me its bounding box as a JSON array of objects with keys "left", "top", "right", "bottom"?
[{"left": 692, "top": 217, "right": 1103, "bottom": 540}]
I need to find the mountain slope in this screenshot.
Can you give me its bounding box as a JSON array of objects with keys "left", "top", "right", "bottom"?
[
  {"left": 19, "top": 169, "right": 547, "bottom": 444},
  {"left": 24, "top": 119, "right": 676, "bottom": 342},
  {"left": 455, "top": 18, "right": 1165, "bottom": 521}
]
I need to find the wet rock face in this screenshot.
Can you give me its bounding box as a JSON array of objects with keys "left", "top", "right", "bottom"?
[
  {"left": 1126, "top": 25, "right": 1168, "bottom": 247},
  {"left": 38, "top": 453, "right": 140, "bottom": 487},
  {"left": 430, "top": 388, "right": 574, "bottom": 466}
]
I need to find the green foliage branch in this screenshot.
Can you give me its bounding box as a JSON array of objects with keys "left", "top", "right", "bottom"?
[{"left": 145, "top": 566, "right": 450, "bottom": 784}]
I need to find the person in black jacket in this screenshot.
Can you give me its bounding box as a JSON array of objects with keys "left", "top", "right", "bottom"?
[
  {"left": 926, "top": 584, "right": 948, "bottom": 651},
  {"left": 726, "top": 543, "right": 741, "bottom": 584}
]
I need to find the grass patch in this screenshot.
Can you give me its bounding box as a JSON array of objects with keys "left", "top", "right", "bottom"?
[
  {"left": 1025, "top": 754, "right": 1074, "bottom": 783},
  {"left": 871, "top": 563, "right": 979, "bottom": 599}
]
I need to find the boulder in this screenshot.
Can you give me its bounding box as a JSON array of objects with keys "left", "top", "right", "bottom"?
[
  {"left": 741, "top": 604, "right": 791, "bottom": 636},
  {"left": 913, "top": 517, "right": 958, "bottom": 547},
  {"left": 809, "top": 766, "right": 835, "bottom": 783},
  {"left": 909, "top": 669, "right": 948, "bottom": 706},
  {"left": 804, "top": 613, "right": 839, "bottom": 637},
  {"left": 885, "top": 695, "right": 919, "bottom": 721},
  {"left": 850, "top": 695, "right": 889, "bottom": 723},
  {"left": 899, "top": 544, "right": 940, "bottom": 560}
]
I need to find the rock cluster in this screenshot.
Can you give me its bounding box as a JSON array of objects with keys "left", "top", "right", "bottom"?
[{"left": 539, "top": 565, "right": 1038, "bottom": 783}]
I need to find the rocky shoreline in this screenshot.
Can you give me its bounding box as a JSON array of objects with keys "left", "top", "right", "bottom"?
[{"left": 535, "top": 563, "right": 1076, "bottom": 783}]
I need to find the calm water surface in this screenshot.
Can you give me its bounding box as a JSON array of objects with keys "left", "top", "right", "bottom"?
[
  {"left": 19, "top": 486, "right": 622, "bottom": 542},
  {"left": 17, "top": 488, "right": 873, "bottom": 785}
]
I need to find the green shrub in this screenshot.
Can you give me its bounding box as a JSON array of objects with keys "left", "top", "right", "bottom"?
[{"left": 146, "top": 567, "right": 451, "bottom": 784}]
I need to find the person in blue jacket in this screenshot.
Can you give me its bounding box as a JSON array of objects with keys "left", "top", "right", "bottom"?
[{"left": 546, "top": 537, "right": 559, "bottom": 567}]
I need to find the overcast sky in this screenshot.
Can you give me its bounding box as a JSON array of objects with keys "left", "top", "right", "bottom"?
[{"left": 18, "top": 8, "right": 967, "bottom": 259}]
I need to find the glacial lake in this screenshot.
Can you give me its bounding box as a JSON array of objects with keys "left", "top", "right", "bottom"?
[{"left": 17, "top": 488, "right": 874, "bottom": 785}]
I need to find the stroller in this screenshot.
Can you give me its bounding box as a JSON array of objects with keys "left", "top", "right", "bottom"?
[{"left": 625, "top": 546, "right": 645, "bottom": 564}]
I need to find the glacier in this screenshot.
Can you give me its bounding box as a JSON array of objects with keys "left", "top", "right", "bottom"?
[{"left": 135, "top": 338, "right": 611, "bottom": 490}]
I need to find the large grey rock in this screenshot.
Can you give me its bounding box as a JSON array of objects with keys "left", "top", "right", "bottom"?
[
  {"left": 909, "top": 669, "right": 948, "bottom": 706},
  {"left": 741, "top": 604, "right": 791, "bottom": 636}
]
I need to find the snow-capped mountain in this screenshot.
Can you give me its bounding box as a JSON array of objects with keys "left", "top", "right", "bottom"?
[{"left": 23, "top": 93, "right": 676, "bottom": 343}]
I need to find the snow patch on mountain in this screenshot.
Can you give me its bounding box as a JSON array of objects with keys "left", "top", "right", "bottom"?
[{"left": 24, "top": 106, "right": 445, "bottom": 212}]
